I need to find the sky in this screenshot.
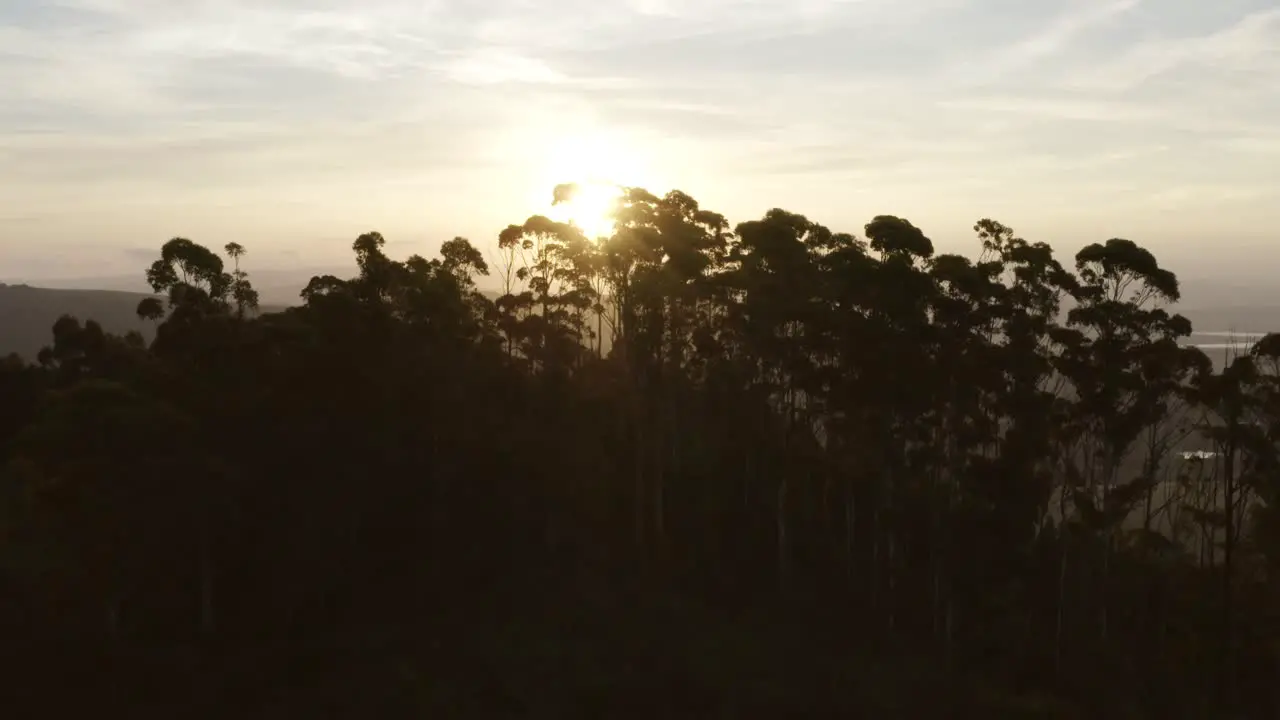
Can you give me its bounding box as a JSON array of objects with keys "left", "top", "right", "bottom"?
[{"left": 2, "top": 0, "right": 1279, "bottom": 290}]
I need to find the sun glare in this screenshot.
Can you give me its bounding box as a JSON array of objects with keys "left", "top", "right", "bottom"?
[
  {"left": 552, "top": 181, "right": 622, "bottom": 240},
  {"left": 535, "top": 128, "right": 658, "bottom": 241}
]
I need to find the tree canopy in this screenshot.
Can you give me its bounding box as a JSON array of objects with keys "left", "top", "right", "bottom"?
[{"left": 1, "top": 189, "right": 1279, "bottom": 718}]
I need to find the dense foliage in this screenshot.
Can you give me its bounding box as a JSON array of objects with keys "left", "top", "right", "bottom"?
[{"left": 3, "top": 188, "right": 1280, "bottom": 718}]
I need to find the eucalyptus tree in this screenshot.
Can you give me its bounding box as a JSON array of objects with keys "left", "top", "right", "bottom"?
[
  {"left": 1187, "top": 350, "right": 1276, "bottom": 708},
  {"left": 1241, "top": 334, "right": 1280, "bottom": 662},
  {"left": 551, "top": 183, "right": 619, "bottom": 358},
  {"left": 968, "top": 220, "right": 1079, "bottom": 564},
  {"left": 141, "top": 237, "right": 234, "bottom": 317},
  {"left": 10, "top": 185, "right": 1280, "bottom": 714},
  {"left": 570, "top": 188, "right": 733, "bottom": 552},
  {"left": 635, "top": 191, "right": 730, "bottom": 549},
  {"left": 496, "top": 216, "right": 596, "bottom": 373},
  {"left": 224, "top": 242, "right": 259, "bottom": 319},
  {"left": 135, "top": 239, "right": 262, "bottom": 385},
  {"left": 723, "top": 209, "right": 833, "bottom": 582},
  {"left": 922, "top": 245, "right": 1010, "bottom": 658},
  {"left": 1053, "top": 238, "right": 1191, "bottom": 650},
  {"left": 35, "top": 316, "right": 147, "bottom": 388},
  {"left": 856, "top": 215, "right": 937, "bottom": 629}
]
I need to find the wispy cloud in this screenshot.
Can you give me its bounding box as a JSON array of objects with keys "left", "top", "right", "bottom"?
[
  {"left": 437, "top": 48, "right": 569, "bottom": 85},
  {"left": 1063, "top": 7, "right": 1280, "bottom": 92},
  {"left": 2, "top": 0, "right": 1279, "bottom": 282},
  {"left": 950, "top": 0, "right": 1143, "bottom": 86},
  {"left": 1216, "top": 134, "right": 1280, "bottom": 155},
  {"left": 1011, "top": 0, "right": 1142, "bottom": 60}
]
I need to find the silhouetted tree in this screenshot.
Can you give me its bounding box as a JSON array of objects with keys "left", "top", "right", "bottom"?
[{"left": 2, "top": 190, "right": 1279, "bottom": 719}]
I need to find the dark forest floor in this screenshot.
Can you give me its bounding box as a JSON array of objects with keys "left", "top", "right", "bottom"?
[{"left": 0, "top": 567, "right": 1085, "bottom": 719}]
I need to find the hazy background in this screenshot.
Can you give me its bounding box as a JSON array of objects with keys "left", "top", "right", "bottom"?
[{"left": 3, "top": 0, "right": 1279, "bottom": 304}]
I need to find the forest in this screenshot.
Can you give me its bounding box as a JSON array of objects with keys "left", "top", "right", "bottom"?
[{"left": 2, "top": 186, "right": 1279, "bottom": 718}]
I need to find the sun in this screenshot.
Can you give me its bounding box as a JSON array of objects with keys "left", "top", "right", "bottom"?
[
  {"left": 551, "top": 181, "right": 622, "bottom": 240},
  {"left": 535, "top": 128, "right": 656, "bottom": 241}
]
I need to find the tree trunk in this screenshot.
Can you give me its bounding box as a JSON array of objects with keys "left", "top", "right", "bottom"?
[
  {"left": 1101, "top": 533, "right": 1112, "bottom": 643},
  {"left": 1221, "top": 420, "right": 1237, "bottom": 708},
  {"left": 845, "top": 484, "right": 855, "bottom": 581},
  {"left": 777, "top": 473, "right": 789, "bottom": 587},
  {"left": 653, "top": 432, "right": 666, "bottom": 547},
  {"left": 1055, "top": 517, "right": 1069, "bottom": 681},
  {"left": 634, "top": 419, "right": 646, "bottom": 551},
  {"left": 107, "top": 592, "right": 124, "bottom": 641},
  {"left": 199, "top": 524, "right": 215, "bottom": 636}
]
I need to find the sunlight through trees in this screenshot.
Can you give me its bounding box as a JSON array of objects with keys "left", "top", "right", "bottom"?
[{"left": 2, "top": 187, "right": 1280, "bottom": 717}]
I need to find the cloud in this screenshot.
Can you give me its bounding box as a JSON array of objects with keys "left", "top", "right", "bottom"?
[
  {"left": 1216, "top": 134, "right": 1280, "bottom": 155},
  {"left": 1, "top": 0, "right": 960, "bottom": 128},
  {"left": 950, "top": 0, "right": 1143, "bottom": 86},
  {"left": 437, "top": 48, "right": 568, "bottom": 85},
  {"left": 1008, "top": 0, "right": 1142, "bottom": 62},
  {"left": 3, "top": 0, "right": 1280, "bottom": 281},
  {"left": 1, "top": 115, "right": 508, "bottom": 191},
  {"left": 1063, "top": 7, "right": 1280, "bottom": 92},
  {"left": 120, "top": 247, "right": 161, "bottom": 263},
  {"left": 936, "top": 94, "right": 1155, "bottom": 123}
]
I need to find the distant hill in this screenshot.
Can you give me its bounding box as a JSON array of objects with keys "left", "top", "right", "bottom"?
[
  {"left": 13, "top": 267, "right": 359, "bottom": 308},
  {"left": 0, "top": 284, "right": 293, "bottom": 362},
  {"left": 0, "top": 284, "right": 158, "bottom": 361}
]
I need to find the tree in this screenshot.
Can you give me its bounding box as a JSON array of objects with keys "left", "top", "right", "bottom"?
[
  {"left": 1, "top": 188, "right": 1276, "bottom": 717},
  {"left": 224, "top": 242, "right": 259, "bottom": 319},
  {"left": 6, "top": 380, "right": 200, "bottom": 639},
  {"left": 145, "top": 237, "right": 232, "bottom": 308}
]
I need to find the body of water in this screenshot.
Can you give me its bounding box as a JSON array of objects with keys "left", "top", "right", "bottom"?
[{"left": 1186, "top": 330, "right": 1267, "bottom": 351}]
